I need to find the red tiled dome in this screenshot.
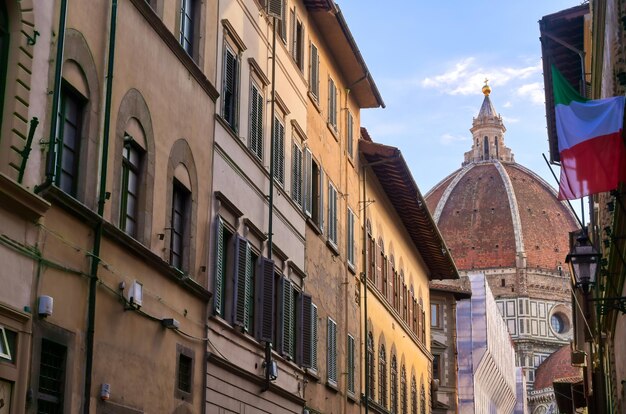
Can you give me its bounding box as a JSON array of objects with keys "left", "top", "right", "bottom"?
[
  {"left": 425, "top": 161, "right": 578, "bottom": 273},
  {"left": 533, "top": 344, "right": 582, "bottom": 390}
]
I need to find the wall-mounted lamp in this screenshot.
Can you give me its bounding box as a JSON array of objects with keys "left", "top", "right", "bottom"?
[{"left": 566, "top": 233, "right": 600, "bottom": 293}]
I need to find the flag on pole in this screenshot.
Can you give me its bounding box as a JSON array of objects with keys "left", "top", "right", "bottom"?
[{"left": 552, "top": 65, "right": 626, "bottom": 200}]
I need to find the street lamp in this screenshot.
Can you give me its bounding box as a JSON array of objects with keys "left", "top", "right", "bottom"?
[{"left": 566, "top": 233, "right": 600, "bottom": 293}]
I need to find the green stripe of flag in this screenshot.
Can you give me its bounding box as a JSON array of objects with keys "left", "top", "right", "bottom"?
[{"left": 551, "top": 64, "right": 588, "bottom": 106}]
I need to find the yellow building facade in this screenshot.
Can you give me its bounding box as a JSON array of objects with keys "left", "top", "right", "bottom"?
[{"left": 360, "top": 135, "right": 459, "bottom": 414}]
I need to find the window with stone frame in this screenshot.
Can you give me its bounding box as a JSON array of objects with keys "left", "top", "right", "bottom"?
[{"left": 378, "top": 344, "right": 387, "bottom": 407}]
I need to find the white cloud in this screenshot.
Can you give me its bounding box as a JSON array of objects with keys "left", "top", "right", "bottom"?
[
  {"left": 502, "top": 116, "right": 520, "bottom": 124},
  {"left": 421, "top": 59, "right": 542, "bottom": 96},
  {"left": 516, "top": 82, "right": 545, "bottom": 105},
  {"left": 440, "top": 133, "right": 469, "bottom": 146},
  {"left": 503, "top": 101, "right": 513, "bottom": 108}
]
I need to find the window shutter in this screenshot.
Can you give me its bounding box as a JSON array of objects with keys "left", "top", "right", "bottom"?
[
  {"left": 278, "top": 276, "right": 294, "bottom": 359},
  {"left": 291, "top": 144, "right": 303, "bottom": 206},
  {"left": 347, "top": 210, "right": 354, "bottom": 265},
  {"left": 233, "top": 236, "right": 251, "bottom": 328},
  {"left": 311, "top": 304, "right": 318, "bottom": 369},
  {"left": 303, "top": 148, "right": 312, "bottom": 216},
  {"left": 255, "top": 257, "right": 275, "bottom": 342},
  {"left": 347, "top": 111, "right": 354, "bottom": 158},
  {"left": 249, "top": 84, "right": 264, "bottom": 160},
  {"left": 299, "top": 294, "right": 313, "bottom": 367},
  {"left": 214, "top": 218, "right": 225, "bottom": 316},
  {"left": 290, "top": 8, "right": 296, "bottom": 59},
  {"left": 223, "top": 47, "right": 238, "bottom": 129},
  {"left": 327, "top": 318, "right": 337, "bottom": 384},
  {"left": 272, "top": 118, "right": 285, "bottom": 185},
  {"left": 319, "top": 169, "right": 324, "bottom": 232},
  {"left": 348, "top": 334, "right": 355, "bottom": 393},
  {"left": 310, "top": 44, "right": 319, "bottom": 98}
]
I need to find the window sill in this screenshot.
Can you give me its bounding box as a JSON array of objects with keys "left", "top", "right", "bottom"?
[
  {"left": 326, "top": 380, "right": 339, "bottom": 393},
  {"left": 306, "top": 217, "right": 322, "bottom": 235},
  {"left": 348, "top": 262, "right": 356, "bottom": 275},
  {"left": 326, "top": 240, "right": 339, "bottom": 256},
  {"left": 347, "top": 154, "right": 355, "bottom": 169},
  {"left": 347, "top": 391, "right": 358, "bottom": 404},
  {"left": 327, "top": 122, "right": 339, "bottom": 142},
  {"left": 305, "top": 368, "right": 321, "bottom": 382},
  {"left": 216, "top": 114, "right": 240, "bottom": 140},
  {"left": 308, "top": 91, "right": 321, "bottom": 113}
]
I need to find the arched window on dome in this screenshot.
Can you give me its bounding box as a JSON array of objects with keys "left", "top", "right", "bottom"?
[
  {"left": 495, "top": 136, "right": 499, "bottom": 158},
  {"left": 483, "top": 136, "right": 489, "bottom": 160}
]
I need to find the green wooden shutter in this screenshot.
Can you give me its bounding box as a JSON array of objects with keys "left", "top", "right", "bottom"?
[
  {"left": 278, "top": 276, "right": 294, "bottom": 359},
  {"left": 291, "top": 143, "right": 300, "bottom": 206},
  {"left": 303, "top": 148, "right": 312, "bottom": 216},
  {"left": 311, "top": 304, "right": 318, "bottom": 370},
  {"left": 319, "top": 169, "right": 324, "bottom": 233},
  {"left": 249, "top": 84, "right": 264, "bottom": 160},
  {"left": 255, "top": 257, "right": 275, "bottom": 343},
  {"left": 233, "top": 237, "right": 251, "bottom": 329},
  {"left": 309, "top": 44, "right": 319, "bottom": 98},
  {"left": 348, "top": 334, "right": 355, "bottom": 393},
  {"left": 327, "top": 318, "right": 337, "bottom": 384},
  {"left": 299, "top": 294, "right": 313, "bottom": 367},
  {"left": 213, "top": 217, "right": 225, "bottom": 316}
]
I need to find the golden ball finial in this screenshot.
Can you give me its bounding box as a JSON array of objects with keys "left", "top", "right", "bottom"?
[{"left": 482, "top": 78, "right": 491, "bottom": 96}]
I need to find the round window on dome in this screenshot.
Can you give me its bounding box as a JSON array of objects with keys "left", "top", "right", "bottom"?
[{"left": 550, "top": 312, "right": 569, "bottom": 335}]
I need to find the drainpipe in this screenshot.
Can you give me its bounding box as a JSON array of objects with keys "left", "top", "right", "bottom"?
[
  {"left": 262, "top": 14, "right": 278, "bottom": 393},
  {"left": 17, "top": 117, "right": 39, "bottom": 184},
  {"left": 83, "top": 1, "right": 117, "bottom": 412},
  {"left": 39, "top": 0, "right": 68, "bottom": 190},
  {"left": 361, "top": 160, "right": 369, "bottom": 414}
]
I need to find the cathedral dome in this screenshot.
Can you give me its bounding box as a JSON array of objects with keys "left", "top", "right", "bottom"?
[{"left": 425, "top": 88, "right": 579, "bottom": 275}]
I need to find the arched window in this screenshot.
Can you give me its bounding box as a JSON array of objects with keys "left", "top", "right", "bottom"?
[
  {"left": 112, "top": 89, "right": 155, "bottom": 245},
  {"left": 367, "top": 332, "right": 375, "bottom": 400},
  {"left": 483, "top": 136, "right": 489, "bottom": 159},
  {"left": 378, "top": 344, "right": 387, "bottom": 407},
  {"left": 391, "top": 354, "right": 398, "bottom": 413},
  {"left": 495, "top": 136, "right": 499, "bottom": 158},
  {"left": 411, "top": 375, "right": 417, "bottom": 414},
  {"left": 367, "top": 221, "right": 376, "bottom": 283},
  {"left": 401, "top": 364, "right": 407, "bottom": 414},
  {"left": 420, "top": 381, "right": 426, "bottom": 414}
]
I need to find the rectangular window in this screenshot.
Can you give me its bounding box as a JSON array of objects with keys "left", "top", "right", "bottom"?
[
  {"left": 291, "top": 142, "right": 303, "bottom": 206},
  {"left": 346, "top": 111, "right": 354, "bottom": 159},
  {"left": 222, "top": 44, "right": 239, "bottom": 131},
  {"left": 38, "top": 339, "right": 67, "bottom": 412},
  {"left": 431, "top": 303, "right": 441, "bottom": 328},
  {"left": 179, "top": 0, "right": 195, "bottom": 56},
  {"left": 347, "top": 334, "right": 355, "bottom": 394},
  {"left": 347, "top": 208, "right": 355, "bottom": 267},
  {"left": 233, "top": 236, "right": 253, "bottom": 332},
  {"left": 304, "top": 155, "right": 324, "bottom": 231},
  {"left": 433, "top": 354, "right": 441, "bottom": 381},
  {"left": 328, "top": 78, "right": 337, "bottom": 129},
  {"left": 291, "top": 10, "right": 304, "bottom": 71},
  {"left": 272, "top": 116, "right": 285, "bottom": 185},
  {"left": 327, "top": 317, "right": 337, "bottom": 385},
  {"left": 178, "top": 353, "right": 192, "bottom": 393},
  {"left": 328, "top": 182, "right": 337, "bottom": 245},
  {"left": 309, "top": 44, "right": 319, "bottom": 99},
  {"left": 57, "top": 87, "right": 84, "bottom": 197},
  {"left": 255, "top": 257, "right": 275, "bottom": 343},
  {"left": 0, "top": 326, "right": 15, "bottom": 362},
  {"left": 298, "top": 293, "right": 313, "bottom": 367},
  {"left": 249, "top": 81, "right": 264, "bottom": 160},
  {"left": 171, "top": 180, "right": 190, "bottom": 270},
  {"left": 120, "top": 140, "right": 142, "bottom": 237}
]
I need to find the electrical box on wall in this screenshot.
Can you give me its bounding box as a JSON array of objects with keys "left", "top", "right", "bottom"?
[
  {"left": 127, "top": 281, "right": 143, "bottom": 308},
  {"left": 38, "top": 295, "right": 53, "bottom": 317}
]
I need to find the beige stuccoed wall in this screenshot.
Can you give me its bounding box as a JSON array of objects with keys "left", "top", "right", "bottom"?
[{"left": 364, "top": 166, "right": 433, "bottom": 412}]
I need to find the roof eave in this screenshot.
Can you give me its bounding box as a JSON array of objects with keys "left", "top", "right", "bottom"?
[
  {"left": 360, "top": 138, "right": 459, "bottom": 280},
  {"left": 304, "top": 2, "right": 385, "bottom": 109}
]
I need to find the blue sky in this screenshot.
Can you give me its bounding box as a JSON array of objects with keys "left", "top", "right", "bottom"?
[{"left": 339, "top": 1, "right": 582, "bottom": 194}]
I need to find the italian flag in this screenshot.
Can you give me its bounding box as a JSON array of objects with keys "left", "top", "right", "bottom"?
[{"left": 552, "top": 65, "right": 626, "bottom": 200}]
